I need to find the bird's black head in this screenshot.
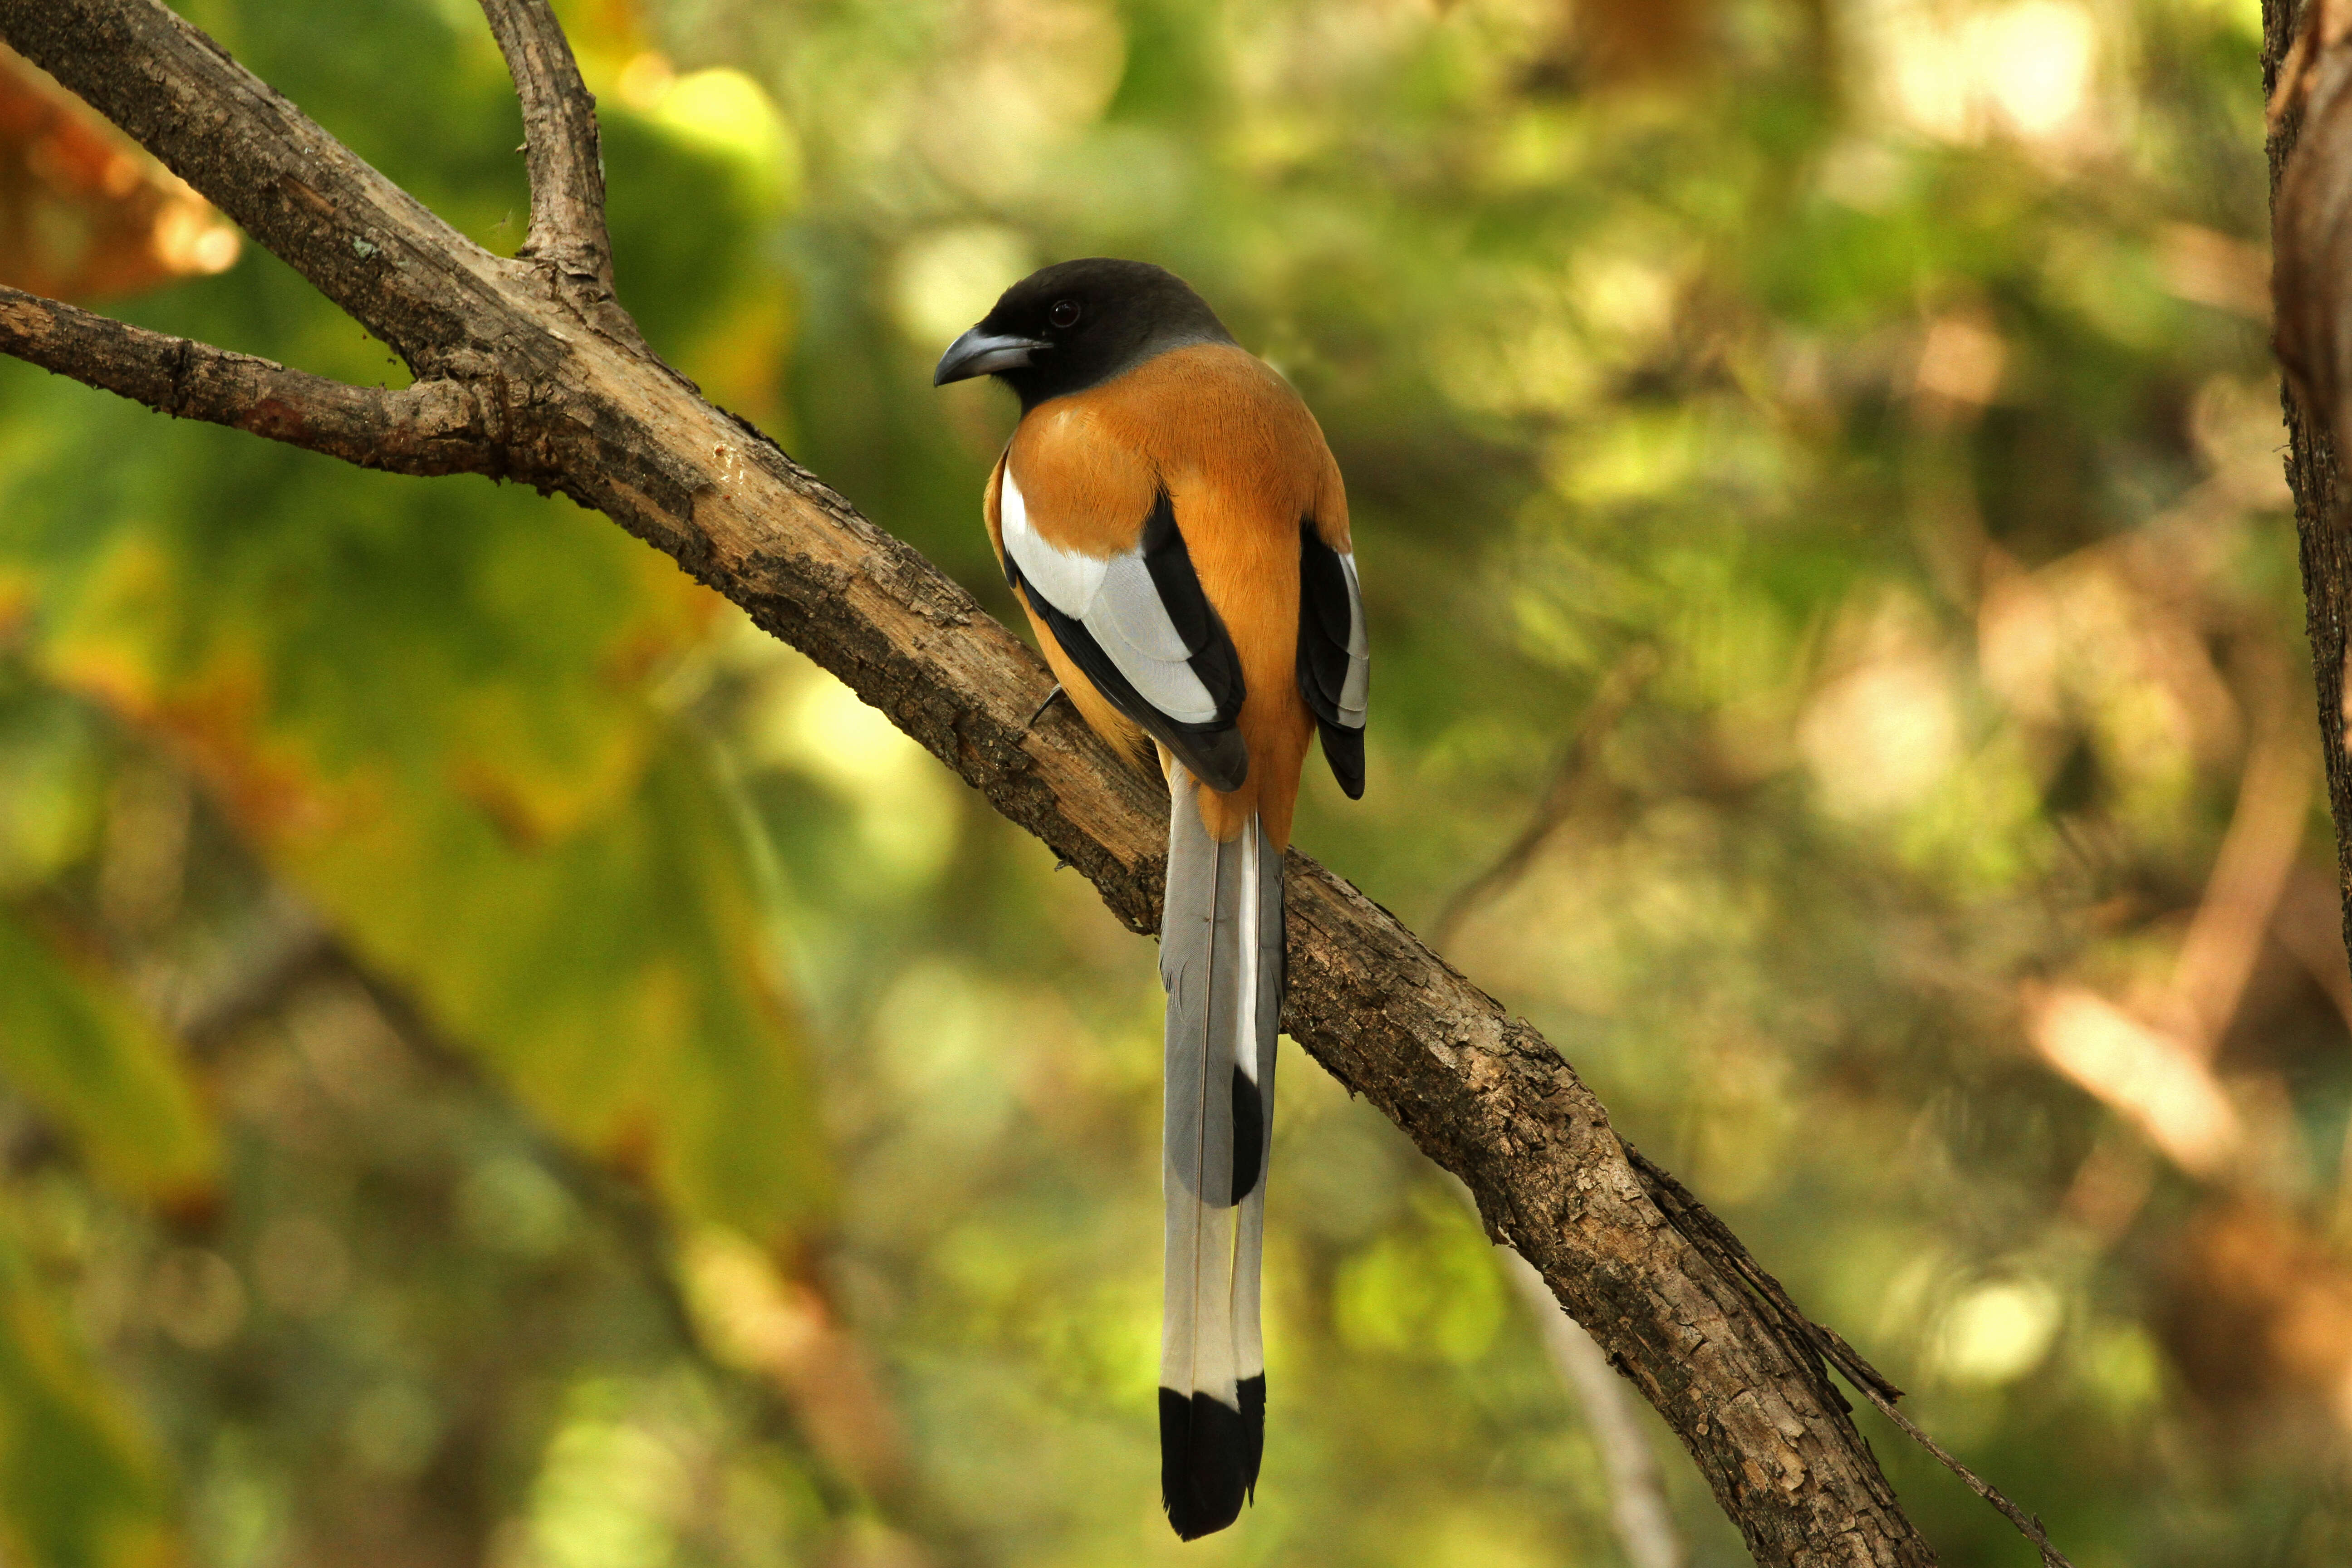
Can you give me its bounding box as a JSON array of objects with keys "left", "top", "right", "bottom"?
[{"left": 933, "top": 258, "right": 1235, "bottom": 411}]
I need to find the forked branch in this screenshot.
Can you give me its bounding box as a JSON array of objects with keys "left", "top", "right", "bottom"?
[
  {"left": 475, "top": 0, "right": 649, "bottom": 358},
  {"left": 478, "top": 0, "right": 612, "bottom": 273}
]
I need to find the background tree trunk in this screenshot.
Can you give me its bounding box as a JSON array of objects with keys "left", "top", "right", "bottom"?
[{"left": 2269, "top": 0, "right": 2352, "bottom": 965}]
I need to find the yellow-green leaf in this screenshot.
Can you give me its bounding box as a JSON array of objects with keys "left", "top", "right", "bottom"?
[{"left": 0, "top": 907, "right": 217, "bottom": 1202}]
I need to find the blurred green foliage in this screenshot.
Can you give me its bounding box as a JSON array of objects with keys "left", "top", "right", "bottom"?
[
  {"left": 0, "top": 904, "right": 213, "bottom": 1201},
  {"left": 0, "top": 0, "right": 2335, "bottom": 1564}
]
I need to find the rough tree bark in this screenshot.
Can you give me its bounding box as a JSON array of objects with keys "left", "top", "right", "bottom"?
[
  {"left": 2272, "top": 0, "right": 2352, "bottom": 963},
  {"left": 0, "top": 2, "right": 2075, "bottom": 1563}
]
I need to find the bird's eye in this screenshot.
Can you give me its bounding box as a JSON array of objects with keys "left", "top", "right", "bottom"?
[{"left": 1049, "top": 299, "right": 1081, "bottom": 329}]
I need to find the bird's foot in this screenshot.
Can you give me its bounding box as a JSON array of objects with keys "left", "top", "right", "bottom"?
[{"left": 1025, "top": 683, "right": 1066, "bottom": 732}]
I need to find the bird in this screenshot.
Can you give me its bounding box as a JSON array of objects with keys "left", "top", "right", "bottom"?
[{"left": 936, "top": 259, "right": 1367, "bottom": 1539}]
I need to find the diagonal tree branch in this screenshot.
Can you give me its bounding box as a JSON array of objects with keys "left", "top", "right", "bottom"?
[
  {"left": 0, "top": 2, "right": 2078, "bottom": 1562},
  {"left": 0, "top": 284, "right": 500, "bottom": 475}
]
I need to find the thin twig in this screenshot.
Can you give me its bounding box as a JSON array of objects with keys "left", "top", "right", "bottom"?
[
  {"left": 1431, "top": 647, "right": 1656, "bottom": 951},
  {"left": 1849, "top": 1388, "right": 2072, "bottom": 1568},
  {"left": 1625, "top": 1147, "right": 2077, "bottom": 1568},
  {"left": 0, "top": 285, "right": 500, "bottom": 475},
  {"left": 1626, "top": 1146, "right": 1898, "bottom": 1405},
  {"left": 1437, "top": 642, "right": 2076, "bottom": 1568},
  {"left": 173, "top": 902, "right": 941, "bottom": 1548}
]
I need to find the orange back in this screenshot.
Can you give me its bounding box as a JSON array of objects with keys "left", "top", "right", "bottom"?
[{"left": 985, "top": 344, "right": 1349, "bottom": 848}]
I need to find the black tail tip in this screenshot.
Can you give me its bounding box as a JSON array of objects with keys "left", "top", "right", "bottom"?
[{"left": 1159, "top": 1379, "right": 1266, "bottom": 1540}]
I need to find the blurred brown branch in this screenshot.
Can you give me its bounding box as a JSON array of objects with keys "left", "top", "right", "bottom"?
[
  {"left": 2020, "top": 646, "right": 2314, "bottom": 1186},
  {"left": 0, "top": 0, "right": 2066, "bottom": 1560},
  {"left": 331, "top": 948, "right": 942, "bottom": 1554},
  {"left": 55, "top": 833, "right": 957, "bottom": 1565},
  {"left": 1431, "top": 645, "right": 1654, "bottom": 953}
]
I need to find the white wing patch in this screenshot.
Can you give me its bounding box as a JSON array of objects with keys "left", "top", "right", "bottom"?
[
  {"left": 1002, "top": 467, "right": 1220, "bottom": 726},
  {"left": 1337, "top": 551, "right": 1368, "bottom": 726},
  {"left": 999, "top": 465, "right": 1106, "bottom": 612}
]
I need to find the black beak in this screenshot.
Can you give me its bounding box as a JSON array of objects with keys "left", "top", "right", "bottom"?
[{"left": 934, "top": 326, "right": 1048, "bottom": 386}]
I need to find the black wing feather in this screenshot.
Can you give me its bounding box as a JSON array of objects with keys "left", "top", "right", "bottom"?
[
  {"left": 1296, "top": 522, "right": 1365, "bottom": 799},
  {"left": 1140, "top": 492, "right": 1249, "bottom": 717},
  {"left": 1007, "top": 489, "right": 1250, "bottom": 791}
]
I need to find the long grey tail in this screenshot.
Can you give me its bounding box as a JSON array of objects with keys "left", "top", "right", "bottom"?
[{"left": 1158, "top": 767, "right": 1282, "bottom": 1542}]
